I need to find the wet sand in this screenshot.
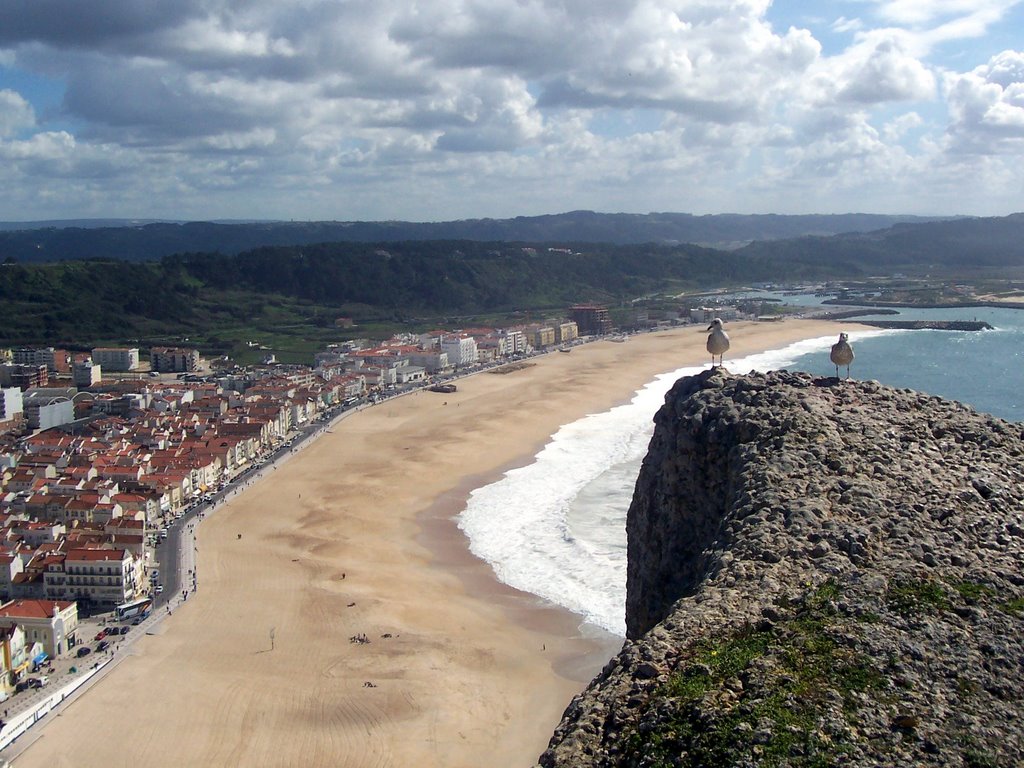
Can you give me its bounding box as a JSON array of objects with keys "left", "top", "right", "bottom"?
[{"left": 12, "top": 320, "right": 861, "bottom": 768}]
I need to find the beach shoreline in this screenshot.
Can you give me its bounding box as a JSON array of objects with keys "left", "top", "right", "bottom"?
[{"left": 9, "top": 319, "right": 866, "bottom": 768}]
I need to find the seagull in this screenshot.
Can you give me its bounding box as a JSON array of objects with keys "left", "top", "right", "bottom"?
[
  {"left": 706, "top": 318, "right": 730, "bottom": 367},
  {"left": 830, "top": 332, "right": 854, "bottom": 379}
]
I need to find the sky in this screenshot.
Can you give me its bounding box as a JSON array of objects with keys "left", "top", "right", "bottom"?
[{"left": 1, "top": 0, "right": 1023, "bottom": 222}]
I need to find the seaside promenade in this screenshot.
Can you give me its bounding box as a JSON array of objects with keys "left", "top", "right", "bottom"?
[{"left": 3, "top": 319, "right": 860, "bottom": 768}]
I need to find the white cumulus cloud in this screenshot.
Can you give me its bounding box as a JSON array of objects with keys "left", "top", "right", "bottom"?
[
  {"left": 944, "top": 49, "right": 1024, "bottom": 153},
  {"left": 0, "top": 89, "right": 35, "bottom": 138},
  {"left": 0, "top": 0, "right": 1020, "bottom": 218}
]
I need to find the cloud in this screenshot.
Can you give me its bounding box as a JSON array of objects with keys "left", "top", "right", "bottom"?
[
  {"left": 0, "top": 1, "right": 202, "bottom": 49},
  {"left": 0, "top": 89, "right": 35, "bottom": 137},
  {"left": 868, "top": 0, "right": 1019, "bottom": 27},
  {"left": 832, "top": 16, "right": 864, "bottom": 33},
  {"left": 0, "top": 0, "right": 1020, "bottom": 219},
  {"left": 944, "top": 50, "right": 1024, "bottom": 153},
  {"left": 833, "top": 32, "right": 936, "bottom": 103}
]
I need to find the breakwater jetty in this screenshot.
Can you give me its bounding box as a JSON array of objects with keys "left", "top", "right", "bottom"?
[{"left": 856, "top": 319, "right": 994, "bottom": 331}]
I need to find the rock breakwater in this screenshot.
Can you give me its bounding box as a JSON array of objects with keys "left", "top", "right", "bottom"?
[{"left": 539, "top": 368, "right": 1024, "bottom": 767}]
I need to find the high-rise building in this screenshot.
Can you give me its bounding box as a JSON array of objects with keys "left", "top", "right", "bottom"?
[{"left": 570, "top": 305, "right": 613, "bottom": 336}]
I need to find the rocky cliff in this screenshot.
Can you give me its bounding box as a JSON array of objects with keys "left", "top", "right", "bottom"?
[{"left": 539, "top": 368, "right": 1024, "bottom": 767}]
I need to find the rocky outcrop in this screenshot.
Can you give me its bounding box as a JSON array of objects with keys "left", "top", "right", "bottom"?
[{"left": 539, "top": 368, "right": 1024, "bottom": 767}]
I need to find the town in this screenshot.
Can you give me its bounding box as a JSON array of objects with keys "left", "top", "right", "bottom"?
[{"left": 0, "top": 304, "right": 650, "bottom": 711}]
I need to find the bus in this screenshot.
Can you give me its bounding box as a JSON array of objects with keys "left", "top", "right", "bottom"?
[{"left": 115, "top": 597, "right": 152, "bottom": 621}]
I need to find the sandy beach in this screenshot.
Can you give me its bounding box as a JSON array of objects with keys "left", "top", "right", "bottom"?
[{"left": 11, "top": 319, "right": 861, "bottom": 768}]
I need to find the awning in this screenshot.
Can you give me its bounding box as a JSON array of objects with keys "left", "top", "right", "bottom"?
[{"left": 32, "top": 652, "right": 48, "bottom": 665}]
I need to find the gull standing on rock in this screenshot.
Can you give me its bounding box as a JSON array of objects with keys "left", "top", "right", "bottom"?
[
  {"left": 706, "top": 318, "right": 730, "bottom": 368},
  {"left": 830, "top": 332, "right": 855, "bottom": 379}
]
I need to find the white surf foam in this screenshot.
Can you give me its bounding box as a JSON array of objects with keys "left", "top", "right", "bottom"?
[{"left": 457, "top": 330, "right": 894, "bottom": 636}]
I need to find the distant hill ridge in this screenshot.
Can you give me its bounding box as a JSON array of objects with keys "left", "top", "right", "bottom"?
[{"left": 0, "top": 211, "right": 950, "bottom": 263}]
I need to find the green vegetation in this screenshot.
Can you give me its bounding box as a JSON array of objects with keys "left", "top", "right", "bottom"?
[
  {"left": 885, "top": 579, "right": 949, "bottom": 617},
  {"left": 621, "top": 576, "right": 1023, "bottom": 767},
  {"left": 623, "top": 582, "right": 886, "bottom": 768},
  {"left": 0, "top": 239, "right": 833, "bottom": 359},
  {"left": 963, "top": 748, "right": 999, "bottom": 768},
  {"left": 0, "top": 213, "right": 952, "bottom": 264},
  {"left": 1000, "top": 598, "right": 1024, "bottom": 617},
  {"left": 5, "top": 218, "right": 1022, "bottom": 361},
  {"left": 953, "top": 581, "right": 997, "bottom": 604}
]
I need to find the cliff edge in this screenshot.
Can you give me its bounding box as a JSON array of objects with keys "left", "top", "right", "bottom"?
[{"left": 539, "top": 369, "right": 1024, "bottom": 767}]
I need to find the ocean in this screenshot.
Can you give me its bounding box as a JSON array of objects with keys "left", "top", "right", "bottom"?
[{"left": 457, "top": 298, "right": 1024, "bottom": 637}]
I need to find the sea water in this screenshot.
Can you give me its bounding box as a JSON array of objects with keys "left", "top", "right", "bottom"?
[{"left": 458, "top": 302, "right": 1024, "bottom": 637}]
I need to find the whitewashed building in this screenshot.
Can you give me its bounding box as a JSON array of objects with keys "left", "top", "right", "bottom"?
[
  {"left": 91, "top": 348, "right": 140, "bottom": 372},
  {"left": 440, "top": 335, "right": 478, "bottom": 367}
]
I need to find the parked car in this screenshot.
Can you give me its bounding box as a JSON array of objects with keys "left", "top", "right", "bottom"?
[
  {"left": 120, "top": 625, "right": 130, "bottom": 634},
  {"left": 76, "top": 646, "right": 91, "bottom": 658},
  {"left": 96, "top": 640, "right": 109, "bottom": 652},
  {"left": 15, "top": 681, "right": 30, "bottom": 693},
  {"left": 131, "top": 617, "right": 143, "bottom": 626},
  {"left": 94, "top": 629, "right": 107, "bottom": 641}
]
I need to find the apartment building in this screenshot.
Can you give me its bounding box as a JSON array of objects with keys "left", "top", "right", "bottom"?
[
  {"left": 501, "top": 329, "right": 527, "bottom": 355},
  {"left": 555, "top": 322, "right": 579, "bottom": 344},
  {"left": 150, "top": 347, "right": 200, "bottom": 373},
  {"left": 403, "top": 349, "right": 449, "bottom": 374},
  {"left": 55, "top": 548, "right": 140, "bottom": 606},
  {"left": 440, "top": 335, "right": 478, "bottom": 367},
  {"left": 530, "top": 326, "right": 557, "bottom": 349},
  {"left": 12, "top": 348, "right": 70, "bottom": 374},
  {"left": 0, "top": 363, "right": 49, "bottom": 391},
  {"left": 72, "top": 358, "right": 102, "bottom": 387},
  {"left": 0, "top": 387, "right": 23, "bottom": 422},
  {"left": 91, "top": 348, "right": 140, "bottom": 372}
]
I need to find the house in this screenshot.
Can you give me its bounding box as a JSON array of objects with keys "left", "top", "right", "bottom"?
[
  {"left": 0, "top": 623, "right": 31, "bottom": 695},
  {"left": 0, "top": 598, "right": 79, "bottom": 659},
  {"left": 0, "top": 553, "right": 25, "bottom": 602}
]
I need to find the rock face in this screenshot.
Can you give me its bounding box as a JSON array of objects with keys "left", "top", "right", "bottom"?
[{"left": 539, "top": 368, "right": 1024, "bottom": 767}]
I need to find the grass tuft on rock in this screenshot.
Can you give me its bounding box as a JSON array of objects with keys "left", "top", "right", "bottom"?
[
  {"left": 885, "top": 579, "right": 948, "bottom": 616},
  {"left": 623, "top": 581, "right": 886, "bottom": 768}
]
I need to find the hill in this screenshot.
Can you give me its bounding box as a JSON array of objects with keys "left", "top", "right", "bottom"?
[
  {"left": 737, "top": 213, "right": 1024, "bottom": 271},
  {"left": 0, "top": 212, "right": 944, "bottom": 264},
  {"left": 0, "top": 239, "right": 835, "bottom": 351}
]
